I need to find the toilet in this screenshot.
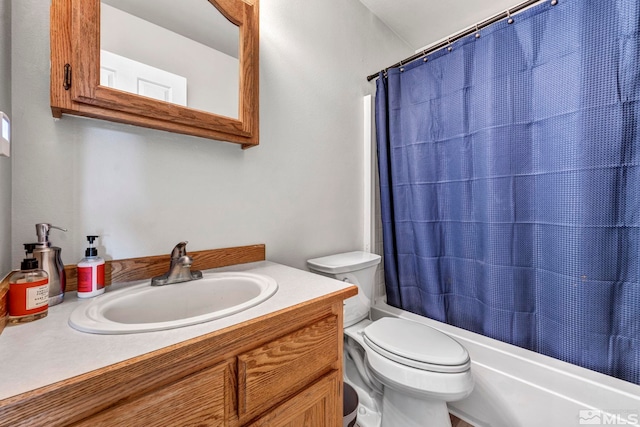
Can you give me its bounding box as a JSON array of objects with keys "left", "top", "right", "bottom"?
[{"left": 307, "top": 251, "right": 474, "bottom": 427}]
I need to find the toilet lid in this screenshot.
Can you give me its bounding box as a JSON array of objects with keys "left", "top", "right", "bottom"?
[{"left": 363, "top": 318, "right": 470, "bottom": 373}]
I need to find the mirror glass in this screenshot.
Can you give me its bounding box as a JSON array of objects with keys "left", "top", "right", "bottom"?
[{"left": 100, "top": 0, "right": 240, "bottom": 119}]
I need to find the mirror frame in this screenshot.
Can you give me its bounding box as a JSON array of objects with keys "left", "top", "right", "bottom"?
[{"left": 51, "top": 0, "right": 259, "bottom": 148}]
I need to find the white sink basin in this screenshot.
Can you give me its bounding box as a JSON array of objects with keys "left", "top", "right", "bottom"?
[{"left": 69, "top": 272, "right": 278, "bottom": 334}]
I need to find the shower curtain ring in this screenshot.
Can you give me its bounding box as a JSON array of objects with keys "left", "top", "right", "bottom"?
[
  {"left": 475, "top": 24, "right": 481, "bottom": 38},
  {"left": 507, "top": 9, "right": 514, "bottom": 24},
  {"left": 447, "top": 38, "right": 453, "bottom": 52},
  {"left": 423, "top": 50, "right": 428, "bottom": 62},
  {"left": 399, "top": 59, "right": 404, "bottom": 72}
]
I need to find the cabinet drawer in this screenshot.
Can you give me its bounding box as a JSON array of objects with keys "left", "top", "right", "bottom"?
[
  {"left": 247, "top": 370, "right": 341, "bottom": 427},
  {"left": 238, "top": 315, "right": 339, "bottom": 419},
  {"left": 73, "top": 361, "right": 230, "bottom": 427}
]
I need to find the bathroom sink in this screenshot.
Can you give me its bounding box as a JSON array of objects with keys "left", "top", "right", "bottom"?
[{"left": 69, "top": 272, "right": 278, "bottom": 334}]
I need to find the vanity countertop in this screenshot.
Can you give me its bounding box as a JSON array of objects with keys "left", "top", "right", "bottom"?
[{"left": 0, "top": 261, "right": 356, "bottom": 401}]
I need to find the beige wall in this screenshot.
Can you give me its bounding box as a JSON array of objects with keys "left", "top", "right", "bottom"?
[{"left": 8, "top": 0, "right": 411, "bottom": 271}]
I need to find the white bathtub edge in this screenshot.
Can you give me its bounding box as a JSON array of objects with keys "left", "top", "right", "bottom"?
[{"left": 370, "top": 302, "right": 640, "bottom": 427}]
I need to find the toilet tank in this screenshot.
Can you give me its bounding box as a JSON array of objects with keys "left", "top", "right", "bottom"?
[{"left": 307, "top": 251, "right": 381, "bottom": 307}]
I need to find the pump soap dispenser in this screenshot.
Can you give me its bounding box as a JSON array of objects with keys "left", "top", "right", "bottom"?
[
  {"left": 77, "top": 235, "right": 105, "bottom": 298},
  {"left": 33, "top": 223, "right": 67, "bottom": 306},
  {"left": 8, "top": 244, "right": 49, "bottom": 324}
]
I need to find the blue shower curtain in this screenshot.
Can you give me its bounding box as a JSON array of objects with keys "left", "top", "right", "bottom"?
[{"left": 376, "top": 0, "right": 640, "bottom": 385}]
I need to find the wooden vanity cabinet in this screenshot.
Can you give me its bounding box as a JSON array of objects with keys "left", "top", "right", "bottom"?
[{"left": 0, "top": 291, "right": 354, "bottom": 427}]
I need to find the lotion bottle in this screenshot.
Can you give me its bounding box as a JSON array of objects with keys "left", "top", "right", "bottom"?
[
  {"left": 8, "top": 244, "right": 49, "bottom": 324},
  {"left": 77, "top": 235, "right": 105, "bottom": 298}
]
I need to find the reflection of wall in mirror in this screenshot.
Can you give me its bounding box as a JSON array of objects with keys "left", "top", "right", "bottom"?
[{"left": 101, "top": 3, "right": 239, "bottom": 119}]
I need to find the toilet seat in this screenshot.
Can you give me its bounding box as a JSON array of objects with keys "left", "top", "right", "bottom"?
[
  {"left": 363, "top": 318, "right": 470, "bottom": 373},
  {"left": 345, "top": 318, "right": 474, "bottom": 402}
]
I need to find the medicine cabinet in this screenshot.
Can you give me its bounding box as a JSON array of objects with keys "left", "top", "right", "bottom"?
[{"left": 50, "top": 0, "right": 259, "bottom": 148}]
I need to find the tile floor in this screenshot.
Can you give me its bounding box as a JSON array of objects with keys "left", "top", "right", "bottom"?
[
  {"left": 450, "top": 413, "right": 475, "bottom": 426},
  {"left": 352, "top": 413, "right": 474, "bottom": 426}
]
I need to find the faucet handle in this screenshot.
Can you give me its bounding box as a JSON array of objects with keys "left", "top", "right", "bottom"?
[{"left": 170, "top": 241, "right": 189, "bottom": 259}]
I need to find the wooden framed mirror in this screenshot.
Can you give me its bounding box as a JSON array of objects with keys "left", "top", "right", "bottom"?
[{"left": 50, "top": 0, "right": 259, "bottom": 148}]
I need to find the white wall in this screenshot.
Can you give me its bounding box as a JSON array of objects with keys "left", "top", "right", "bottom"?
[
  {"left": 8, "top": 0, "right": 412, "bottom": 271},
  {"left": 0, "top": 0, "right": 10, "bottom": 278}
]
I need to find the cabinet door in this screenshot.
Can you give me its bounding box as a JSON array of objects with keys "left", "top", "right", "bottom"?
[
  {"left": 246, "top": 370, "right": 341, "bottom": 427},
  {"left": 73, "top": 361, "right": 231, "bottom": 427}
]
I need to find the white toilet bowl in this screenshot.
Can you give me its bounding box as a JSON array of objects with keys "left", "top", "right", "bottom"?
[
  {"left": 308, "top": 251, "right": 474, "bottom": 427},
  {"left": 345, "top": 318, "right": 473, "bottom": 426}
]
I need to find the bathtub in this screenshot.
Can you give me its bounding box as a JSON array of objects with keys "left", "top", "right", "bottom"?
[{"left": 370, "top": 302, "right": 640, "bottom": 427}]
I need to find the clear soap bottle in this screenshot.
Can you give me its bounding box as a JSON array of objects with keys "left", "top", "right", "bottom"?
[
  {"left": 8, "top": 244, "right": 49, "bottom": 324},
  {"left": 77, "top": 235, "right": 105, "bottom": 298}
]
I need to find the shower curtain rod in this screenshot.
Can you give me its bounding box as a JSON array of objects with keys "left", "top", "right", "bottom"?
[{"left": 366, "top": 0, "right": 550, "bottom": 82}]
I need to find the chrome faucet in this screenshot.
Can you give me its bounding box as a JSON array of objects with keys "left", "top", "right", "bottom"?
[{"left": 151, "top": 241, "right": 203, "bottom": 286}]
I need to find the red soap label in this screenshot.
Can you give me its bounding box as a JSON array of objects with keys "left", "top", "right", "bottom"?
[
  {"left": 78, "top": 262, "right": 105, "bottom": 293},
  {"left": 77, "top": 266, "right": 93, "bottom": 292},
  {"left": 9, "top": 278, "right": 49, "bottom": 316},
  {"left": 97, "top": 263, "right": 105, "bottom": 289}
]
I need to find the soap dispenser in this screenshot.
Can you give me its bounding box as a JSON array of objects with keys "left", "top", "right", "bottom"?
[
  {"left": 8, "top": 244, "right": 49, "bottom": 324},
  {"left": 77, "top": 235, "right": 105, "bottom": 298},
  {"left": 32, "top": 223, "right": 67, "bottom": 306}
]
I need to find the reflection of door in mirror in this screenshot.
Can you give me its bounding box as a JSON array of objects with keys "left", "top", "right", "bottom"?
[{"left": 100, "top": 0, "right": 240, "bottom": 119}]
